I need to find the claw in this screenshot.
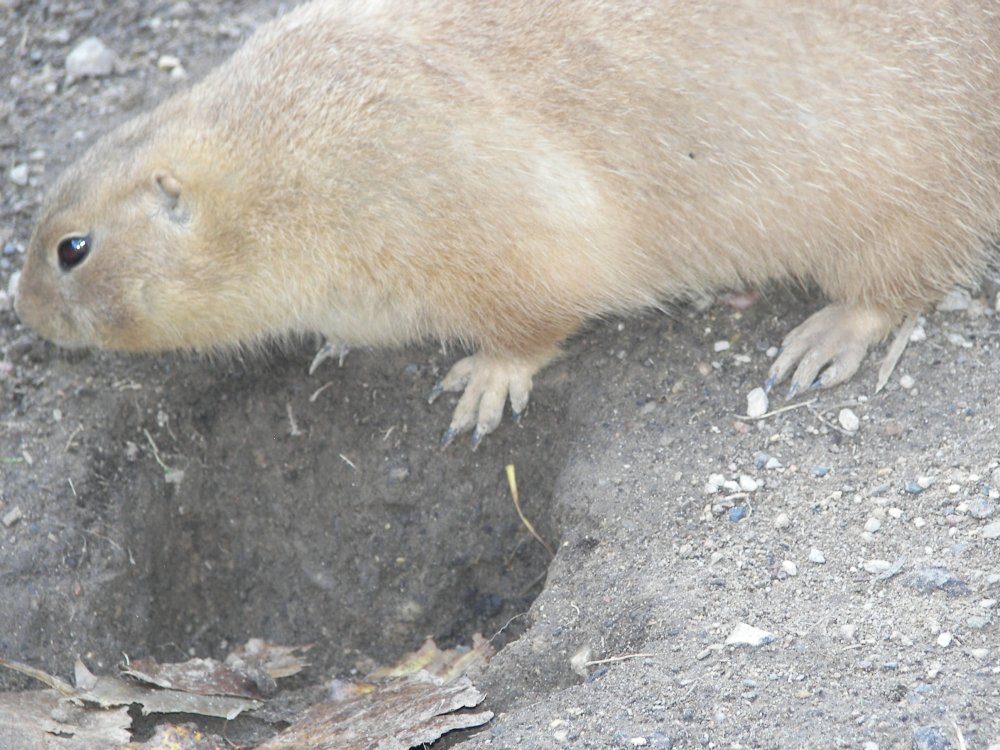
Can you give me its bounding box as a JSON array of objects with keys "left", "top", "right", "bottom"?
[
  {"left": 440, "top": 427, "right": 457, "bottom": 449},
  {"left": 785, "top": 382, "right": 799, "bottom": 401},
  {"left": 428, "top": 382, "right": 444, "bottom": 404},
  {"left": 470, "top": 428, "right": 484, "bottom": 451},
  {"left": 764, "top": 373, "right": 777, "bottom": 394},
  {"left": 511, "top": 409, "right": 523, "bottom": 424},
  {"left": 309, "top": 341, "right": 350, "bottom": 374}
]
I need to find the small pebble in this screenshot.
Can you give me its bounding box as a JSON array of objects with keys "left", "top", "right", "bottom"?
[
  {"left": 728, "top": 506, "right": 748, "bottom": 523},
  {"left": 780, "top": 560, "right": 797, "bottom": 576},
  {"left": 8, "top": 164, "right": 28, "bottom": 186},
  {"left": 945, "top": 332, "right": 972, "bottom": 348},
  {"left": 912, "top": 725, "right": 954, "bottom": 750},
  {"left": 899, "top": 374, "right": 915, "bottom": 389},
  {"left": 746, "top": 387, "right": 768, "bottom": 418},
  {"left": 905, "top": 482, "right": 925, "bottom": 495},
  {"left": 970, "top": 648, "right": 989, "bottom": 661},
  {"left": 840, "top": 624, "right": 857, "bottom": 640},
  {"left": 967, "top": 614, "right": 991, "bottom": 630},
  {"left": 773, "top": 512, "right": 790, "bottom": 530},
  {"left": 864, "top": 517, "right": 881, "bottom": 533},
  {"left": 968, "top": 496, "right": 996, "bottom": 519},
  {"left": 914, "top": 517, "right": 927, "bottom": 528},
  {"left": 936, "top": 287, "right": 972, "bottom": 312},
  {"left": 1, "top": 506, "right": 23, "bottom": 527},
  {"left": 838, "top": 408, "right": 860, "bottom": 433},
  {"left": 739, "top": 475, "right": 758, "bottom": 492},
  {"left": 888, "top": 507, "right": 902, "bottom": 519},
  {"left": 713, "top": 340, "right": 730, "bottom": 352},
  {"left": 936, "top": 632, "right": 953, "bottom": 648},
  {"left": 808, "top": 548, "right": 826, "bottom": 564},
  {"left": 917, "top": 475, "right": 935, "bottom": 489},
  {"left": 725, "top": 622, "right": 775, "bottom": 648},
  {"left": 812, "top": 466, "right": 830, "bottom": 477},
  {"left": 765, "top": 456, "right": 782, "bottom": 470},
  {"left": 157, "top": 54, "right": 182, "bottom": 71},
  {"left": 65, "top": 37, "right": 119, "bottom": 81},
  {"left": 982, "top": 521, "right": 1000, "bottom": 540},
  {"left": 905, "top": 567, "right": 970, "bottom": 595},
  {"left": 863, "top": 559, "right": 891, "bottom": 575},
  {"left": 909, "top": 324, "right": 927, "bottom": 342}
]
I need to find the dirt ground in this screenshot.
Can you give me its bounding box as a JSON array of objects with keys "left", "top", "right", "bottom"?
[{"left": 2, "top": 2, "right": 999, "bottom": 748}]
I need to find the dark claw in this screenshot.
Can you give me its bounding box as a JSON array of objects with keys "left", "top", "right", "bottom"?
[
  {"left": 511, "top": 409, "right": 523, "bottom": 424},
  {"left": 470, "top": 428, "right": 483, "bottom": 451},
  {"left": 785, "top": 382, "right": 799, "bottom": 401},
  {"left": 764, "top": 373, "right": 777, "bottom": 394},
  {"left": 428, "top": 383, "right": 444, "bottom": 404},
  {"left": 440, "top": 427, "right": 457, "bottom": 449},
  {"left": 808, "top": 376, "right": 824, "bottom": 391}
]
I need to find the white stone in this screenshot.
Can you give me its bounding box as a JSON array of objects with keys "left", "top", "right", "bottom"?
[
  {"left": 746, "top": 387, "right": 768, "bottom": 418},
  {"left": 863, "top": 559, "right": 891, "bottom": 575},
  {"left": 864, "top": 517, "right": 881, "bottom": 533},
  {"left": 838, "top": 408, "right": 860, "bottom": 433},
  {"left": 65, "top": 37, "right": 119, "bottom": 80},
  {"left": 808, "top": 548, "right": 826, "bottom": 564},
  {"left": 725, "top": 622, "right": 775, "bottom": 647},
  {"left": 8, "top": 163, "right": 28, "bottom": 186},
  {"left": 739, "top": 475, "right": 758, "bottom": 492},
  {"left": 781, "top": 560, "right": 798, "bottom": 576}
]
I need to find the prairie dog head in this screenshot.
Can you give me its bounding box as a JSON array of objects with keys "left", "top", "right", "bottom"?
[{"left": 15, "top": 114, "right": 271, "bottom": 353}]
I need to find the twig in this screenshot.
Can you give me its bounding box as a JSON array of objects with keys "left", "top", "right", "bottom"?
[
  {"left": 505, "top": 464, "right": 554, "bottom": 559},
  {"left": 64, "top": 424, "right": 84, "bottom": 452},
  {"left": 584, "top": 652, "right": 656, "bottom": 667},
  {"left": 738, "top": 398, "right": 817, "bottom": 421},
  {"left": 143, "top": 429, "right": 170, "bottom": 472}
]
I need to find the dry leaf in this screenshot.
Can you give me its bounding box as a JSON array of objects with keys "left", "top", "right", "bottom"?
[
  {"left": 0, "top": 656, "right": 261, "bottom": 720},
  {"left": 0, "top": 689, "right": 131, "bottom": 749},
  {"left": 257, "top": 674, "right": 492, "bottom": 750}
]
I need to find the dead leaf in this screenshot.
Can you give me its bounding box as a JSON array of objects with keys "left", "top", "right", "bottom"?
[
  {"left": 0, "top": 656, "right": 261, "bottom": 720},
  {"left": 0, "top": 689, "right": 131, "bottom": 749},
  {"left": 124, "top": 657, "right": 271, "bottom": 700},
  {"left": 368, "top": 634, "right": 494, "bottom": 682},
  {"left": 256, "top": 674, "right": 492, "bottom": 750},
  {"left": 258, "top": 636, "right": 495, "bottom": 749}
]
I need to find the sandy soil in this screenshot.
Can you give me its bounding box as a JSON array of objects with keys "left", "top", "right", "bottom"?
[{"left": 2, "top": 2, "right": 999, "bottom": 748}]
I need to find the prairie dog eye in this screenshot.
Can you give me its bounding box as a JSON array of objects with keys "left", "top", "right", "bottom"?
[{"left": 57, "top": 235, "right": 91, "bottom": 270}]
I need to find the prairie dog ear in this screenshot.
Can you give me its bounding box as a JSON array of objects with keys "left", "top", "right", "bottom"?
[{"left": 153, "top": 172, "right": 190, "bottom": 224}]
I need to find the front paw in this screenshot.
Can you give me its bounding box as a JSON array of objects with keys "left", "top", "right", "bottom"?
[{"left": 430, "top": 352, "right": 548, "bottom": 449}]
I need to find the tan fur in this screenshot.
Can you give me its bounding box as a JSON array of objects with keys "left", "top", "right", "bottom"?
[{"left": 15, "top": 0, "right": 1000, "bottom": 442}]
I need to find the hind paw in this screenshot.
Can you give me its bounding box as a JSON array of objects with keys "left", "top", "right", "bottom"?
[
  {"left": 767, "top": 304, "right": 896, "bottom": 399},
  {"left": 430, "top": 352, "right": 549, "bottom": 449}
]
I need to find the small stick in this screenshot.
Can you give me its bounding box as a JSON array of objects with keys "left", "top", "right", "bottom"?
[{"left": 506, "top": 464, "right": 554, "bottom": 559}]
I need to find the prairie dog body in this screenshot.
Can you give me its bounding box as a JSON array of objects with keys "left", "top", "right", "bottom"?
[{"left": 15, "top": 1, "right": 1000, "bottom": 444}]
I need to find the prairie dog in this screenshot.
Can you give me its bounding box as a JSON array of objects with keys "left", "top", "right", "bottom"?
[{"left": 15, "top": 1, "right": 1000, "bottom": 446}]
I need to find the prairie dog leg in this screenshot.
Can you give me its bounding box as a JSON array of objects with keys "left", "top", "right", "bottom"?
[
  {"left": 430, "top": 350, "right": 556, "bottom": 449},
  {"left": 767, "top": 303, "right": 898, "bottom": 399}
]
